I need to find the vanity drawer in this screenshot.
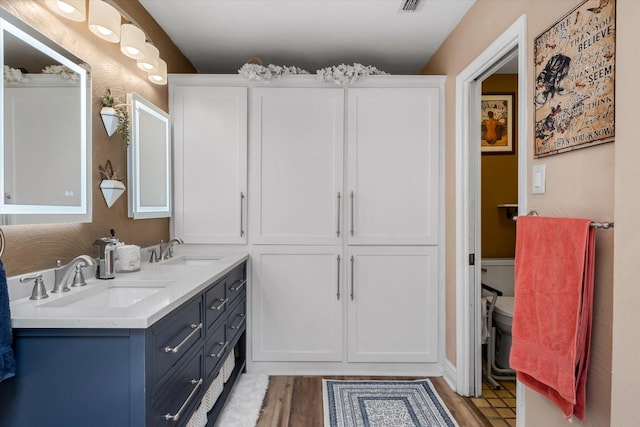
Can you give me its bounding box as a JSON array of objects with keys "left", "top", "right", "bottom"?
[
  {"left": 226, "top": 264, "right": 247, "bottom": 304},
  {"left": 152, "top": 348, "right": 204, "bottom": 427},
  {"left": 205, "top": 279, "right": 227, "bottom": 330},
  {"left": 151, "top": 297, "right": 203, "bottom": 388},
  {"left": 204, "top": 320, "right": 228, "bottom": 381},
  {"left": 227, "top": 297, "right": 247, "bottom": 346}
]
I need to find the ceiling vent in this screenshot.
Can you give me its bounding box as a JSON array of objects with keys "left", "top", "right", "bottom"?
[{"left": 401, "top": 0, "right": 420, "bottom": 12}]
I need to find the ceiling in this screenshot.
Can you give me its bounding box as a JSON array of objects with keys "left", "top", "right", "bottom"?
[{"left": 139, "top": 0, "right": 476, "bottom": 75}]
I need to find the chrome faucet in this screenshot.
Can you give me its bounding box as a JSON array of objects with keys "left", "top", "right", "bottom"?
[
  {"left": 52, "top": 255, "right": 96, "bottom": 293},
  {"left": 159, "top": 238, "right": 184, "bottom": 260}
]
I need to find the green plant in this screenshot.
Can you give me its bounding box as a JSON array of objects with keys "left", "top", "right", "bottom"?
[{"left": 100, "top": 89, "right": 130, "bottom": 146}]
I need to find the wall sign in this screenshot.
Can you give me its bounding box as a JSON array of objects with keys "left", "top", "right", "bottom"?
[{"left": 534, "top": 0, "right": 615, "bottom": 158}]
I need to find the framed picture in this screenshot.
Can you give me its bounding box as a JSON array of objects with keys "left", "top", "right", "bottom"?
[
  {"left": 481, "top": 94, "right": 513, "bottom": 154},
  {"left": 534, "top": 0, "right": 615, "bottom": 158}
]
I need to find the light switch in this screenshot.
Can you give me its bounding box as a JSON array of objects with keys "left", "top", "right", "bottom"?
[{"left": 532, "top": 164, "right": 546, "bottom": 194}]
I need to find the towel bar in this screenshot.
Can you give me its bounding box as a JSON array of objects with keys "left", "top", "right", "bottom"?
[{"left": 512, "top": 212, "right": 613, "bottom": 229}]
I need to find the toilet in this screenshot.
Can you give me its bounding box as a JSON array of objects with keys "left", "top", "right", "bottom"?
[{"left": 492, "top": 296, "right": 514, "bottom": 369}]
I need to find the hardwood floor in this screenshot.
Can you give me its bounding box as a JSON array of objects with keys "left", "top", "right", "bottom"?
[{"left": 255, "top": 376, "right": 491, "bottom": 427}]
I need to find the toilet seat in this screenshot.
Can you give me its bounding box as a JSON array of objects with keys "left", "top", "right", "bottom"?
[{"left": 494, "top": 296, "right": 514, "bottom": 317}]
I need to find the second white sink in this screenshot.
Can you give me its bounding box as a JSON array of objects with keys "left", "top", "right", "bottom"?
[{"left": 39, "top": 281, "right": 174, "bottom": 310}]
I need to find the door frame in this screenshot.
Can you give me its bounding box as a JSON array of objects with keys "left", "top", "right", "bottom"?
[{"left": 454, "top": 14, "right": 529, "bottom": 403}]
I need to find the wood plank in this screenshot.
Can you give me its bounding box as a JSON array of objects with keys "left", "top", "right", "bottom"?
[
  {"left": 257, "top": 376, "right": 294, "bottom": 427},
  {"left": 255, "top": 375, "right": 491, "bottom": 427}
]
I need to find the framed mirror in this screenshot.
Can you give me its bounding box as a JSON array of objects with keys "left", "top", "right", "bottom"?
[
  {"left": 127, "top": 92, "right": 171, "bottom": 219},
  {"left": 0, "top": 8, "right": 91, "bottom": 224}
]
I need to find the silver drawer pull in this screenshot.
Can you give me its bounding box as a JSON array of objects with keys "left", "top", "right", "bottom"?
[
  {"left": 164, "top": 378, "right": 203, "bottom": 422},
  {"left": 240, "top": 192, "right": 245, "bottom": 237},
  {"left": 336, "top": 192, "right": 341, "bottom": 237},
  {"left": 164, "top": 323, "right": 203, "bottom": 354},
  {"left": 350, "top": 191, "right": 355, "bottom": 236},
  {"left": 210, "top": 298, "right": 228, "bottom": 311},
  {"left": 230, "top": 279, "right": 246, "bottom": 292},
  {"left": 210, "top": 341, "right": 229, "bottom": 359},
  {"left": 230, "top": 313, "right": 246, "bottom": 330}
]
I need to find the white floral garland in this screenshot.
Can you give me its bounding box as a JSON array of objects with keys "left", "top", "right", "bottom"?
[
  {"left": 42, "top": 64, "right": 79, "bottom": 80},
  {"left": 238, "top": 63, "right": 309, "bottom": 81},
  {"left": 4, "top": 65, "right": 25, "bottom": 83},
  {"left": 238, "top": 62, "right": 389, "bottom": 84},
  {"left": 316, "top": 63, "right": 388, "bottom": 85}
]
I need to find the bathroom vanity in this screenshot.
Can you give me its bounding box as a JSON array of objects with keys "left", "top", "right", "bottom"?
[{"left": 0, "top": 254, "right": 248, "bottom": 427}]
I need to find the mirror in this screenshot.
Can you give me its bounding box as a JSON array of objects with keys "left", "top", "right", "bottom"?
[
  {"left": 127, "top": 92, "right": 171, "bottom": 219},
  {"left": 0, "top": 9, "right": 91, "bottom": 224}
]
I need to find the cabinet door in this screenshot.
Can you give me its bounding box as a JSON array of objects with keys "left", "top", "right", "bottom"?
[
  {"left": 252, "top": 246, "right": 343, "bottom": 361},
  {"left": 347, "top": 88, "right": 440, "bottom": 245},
  {"left": 347, "top": 246, "right": 439, "bottom": 363},
  {"left": 251, "top": 88, "right": 344, "bottom": 245},
  {"left": 172, "top": 86, "right": 247, "bottom": 243}
]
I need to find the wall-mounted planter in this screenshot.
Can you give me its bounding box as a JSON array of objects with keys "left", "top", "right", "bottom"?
[
  {"left": 100, "top": 106, "right": 119, "bottom": 137},
  {"left": 100, "top": 179, "right": 125, "bottom": 208}
]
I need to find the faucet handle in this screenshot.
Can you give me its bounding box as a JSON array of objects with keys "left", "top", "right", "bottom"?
[
  {"left": 20, "top": 274, "right": 49, "bottom": 300},
  {"left": 148, "top": 247, "right": 160, "bottom": 263},
  {"left": 71, "top": 263, "right": 87, "bottom": 287}
]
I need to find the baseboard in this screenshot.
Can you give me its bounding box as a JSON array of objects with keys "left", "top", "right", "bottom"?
[{"left": 442, "top": 358, "right": 457, "bottom": 392}]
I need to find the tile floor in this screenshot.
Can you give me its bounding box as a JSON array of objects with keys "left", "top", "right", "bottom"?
[{"left": 470, "top": 379, "right": 517, "bottom": 427}]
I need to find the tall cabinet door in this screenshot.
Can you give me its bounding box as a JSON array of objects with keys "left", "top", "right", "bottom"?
[
  {"left": 347, "top": 246, "right": 439, "bottom": 363},
  {"left": 251, "top": 88, "right": 344, "bottom": 245},
  {"left": 251, "top": 246, "right": 343, "bottom": 361},
  {"left": 172, "top": 86, "right": 247, "bottom": 243},
  {"left": 347, "top": 88, "right": 440, "bottom": 245}
]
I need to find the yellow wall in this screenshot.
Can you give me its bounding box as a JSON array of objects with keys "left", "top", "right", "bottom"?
[
  {"left": 481, "top": 74, "right": 518, "bottom": 259},
  {"left": 0, "top": 0, "right": 195, "bottom": 276},
  {"left": 422, "top": 1, "right": 620, "bottom": 425}
]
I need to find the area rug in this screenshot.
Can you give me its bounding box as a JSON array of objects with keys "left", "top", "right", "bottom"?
[
  {"left": 323, "top": 379, "right": 459, "bottom": 427},
  {"left": 217, "top": 374, "right": 269, "bottom": 427}
]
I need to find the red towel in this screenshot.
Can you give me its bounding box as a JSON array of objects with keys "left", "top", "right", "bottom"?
[{"left": 509, "top": 216, "right": 595, "bottom": 420}]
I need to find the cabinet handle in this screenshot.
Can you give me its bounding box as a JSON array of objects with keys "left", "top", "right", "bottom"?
[
  {"left": 164, "top": 378, "right": 203, "bottom": 422},
  {"left": 230, "top": 313, "right": 246, "bottom": 330},
  {"left": 210, "top": 341, "right": 229, "bottom": 359},
  {"left": 210, "top": 298, "right": 228, "bottom": 311},
  {"left": 230, "top": 279, "right": 246, "bottom": 292},
  {"left": 240, "top": 192, "right": 245, "bottom": 237},
  {"left": 350, "top": 255, "right": 355, "bottom": 301},
  {"left": 336, "top": 255, "right": 341, "bottom": 300},
  {"left": 350, "top": 191, "right": 355, "bottom": 236},
  {"left": 336, "top": 192, "right": 341, "bottom": 237},
  {"left": 164, "top": 323, "right": 203, "bottom": 354}
]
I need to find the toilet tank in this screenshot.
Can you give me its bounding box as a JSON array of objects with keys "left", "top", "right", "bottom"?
[{"left": 481, "top": 258, "right": 514, "bottom": 296}]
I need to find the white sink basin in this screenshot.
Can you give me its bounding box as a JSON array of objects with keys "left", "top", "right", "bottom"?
[
  {"left": 39, "top": 281, "right": 173, "bottom": 309},
  {"left": 159, "top": 256, "right": 221, "bottom": 266}
]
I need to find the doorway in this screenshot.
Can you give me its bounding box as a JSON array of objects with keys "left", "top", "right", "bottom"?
[{"left": 453, "top": 14, "right": 528, "bottom": 425}]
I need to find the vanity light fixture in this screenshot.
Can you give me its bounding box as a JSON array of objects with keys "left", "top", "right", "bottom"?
[
  {"left": 45, "top": 0, "right": 86, "bottom": 22},
  {"left": 120, "top": 23, "right": 146, "bottom": 59},
  {"left": 44, "top": 0, "right": 168, "bottom": 85},
  {"left": 88, "top": 0, "right": 121, "bottom": 43},
  {"left": 137, "top": 42, "right": 159, "bottom": 73},
  {"left": 148, "top": 59, "right": 167, "bottom": 85}
]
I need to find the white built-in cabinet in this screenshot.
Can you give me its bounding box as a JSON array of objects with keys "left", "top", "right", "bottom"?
[
  {"left": 347, "top": 246, "right": 439, "bottom": 363},
  {"left": 251, "top": 246, "right": 343, "bottom": 362},
  {"left": 250, "top": 88, "right": 344, "bottom": 245},
  {"left": 170, "top": 75, "right": 444, "bottom": 374},
  {"left": 347, "top": 88, "right": 440, "bottom": 245},
  {"left": 171, "top": 85, "right": 247, "bottom": 244}
]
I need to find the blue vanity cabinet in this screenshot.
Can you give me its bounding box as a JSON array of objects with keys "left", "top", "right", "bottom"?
[{"left": 0, "top": 261, "right": 248, "bottom": 427}]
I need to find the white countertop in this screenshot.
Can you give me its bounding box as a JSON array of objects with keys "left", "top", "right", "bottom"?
[{"left": 9, "top": 252, "right": 248, "bottom": 329}]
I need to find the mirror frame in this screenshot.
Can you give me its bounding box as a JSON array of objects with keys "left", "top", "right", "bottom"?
[
  {"left": 0, "top": 8, "right": 91, "bottom": 223},
  {"left": 127, "top": 92, "right": 171, "bottom": 219}
]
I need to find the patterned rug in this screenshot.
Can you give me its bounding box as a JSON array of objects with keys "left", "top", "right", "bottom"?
[{"left": 322, "top": 379, "right": 459, "bottom": 427}]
